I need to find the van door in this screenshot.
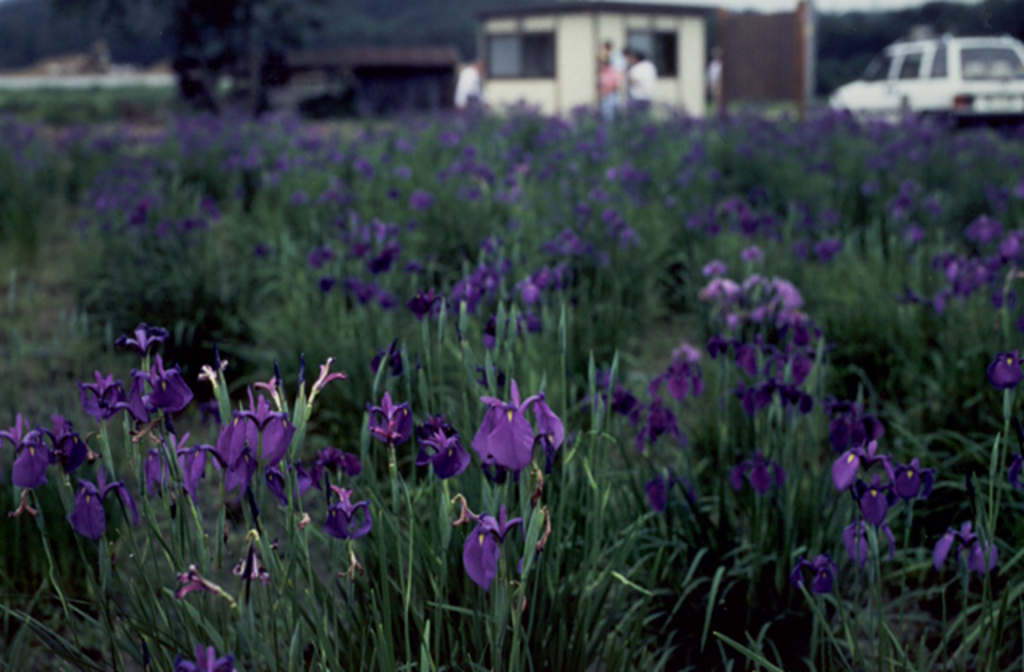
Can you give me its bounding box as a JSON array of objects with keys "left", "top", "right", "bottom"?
[
  {"left": 891, "top": 48, "right": 927, "bottom": 112},
  {"left": 857, "top": 51, "right": 900, "bottom": 114}
]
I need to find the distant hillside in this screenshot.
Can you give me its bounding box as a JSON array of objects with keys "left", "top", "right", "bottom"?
[{"left": 0, "top": 0, "right": 172, "bottom": 69}]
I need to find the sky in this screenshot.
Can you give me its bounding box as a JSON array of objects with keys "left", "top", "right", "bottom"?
[
  {"left": 0, "top": 0, "right": 990, "bottom": 13},
  {"left": 628, "top": 0, "right": 986, "bottom": 13}
]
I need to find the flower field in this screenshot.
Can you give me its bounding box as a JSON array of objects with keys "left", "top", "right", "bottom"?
[{"left": 2, "top": 109, "right": 1024, "bottom": 671}]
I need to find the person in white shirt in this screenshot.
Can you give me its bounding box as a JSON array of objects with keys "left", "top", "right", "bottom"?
[
  {"left": 707, "top": 46, "right": 723, "bottom": 111},
  {"left": 454, "top": 60, "right": 484, "bottom": 111},
  {"left": 625, "top": 49, "right": 657, "bottom": 112}
]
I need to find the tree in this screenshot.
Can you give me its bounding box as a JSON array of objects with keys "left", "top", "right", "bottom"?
[{"left": 49, "top": 0, "right": 327, "bottom": 114}]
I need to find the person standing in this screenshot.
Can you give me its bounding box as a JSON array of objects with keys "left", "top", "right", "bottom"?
[
  {"left": 598, "top": 54, "right": 622, "bottom": 122},
  {"left": 707, "top": 46, "right": 724, "bottom": 113},
  {"left": 625, "top": 48, "right": 657, "bottom": 113},
  {"left": 454, "top": 59, "right": 484, "bottom": 111}
]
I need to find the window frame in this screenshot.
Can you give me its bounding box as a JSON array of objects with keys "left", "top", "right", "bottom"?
[
  {"left": 930, "top": 44, "right": 948, "bottom": 79},
  {"left": 626, "top": 30, "right": 679, "bottom": 78},
  {"left": 485, "top": 31, "right": 557, "bottom": 80}
]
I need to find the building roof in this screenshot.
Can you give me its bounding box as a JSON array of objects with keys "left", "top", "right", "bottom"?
[
  {"left": 478, "top": 1, "right": 714, "bottom": 20},
  {"left": 288, "top": 46, "right": 461, "bottom": 70}
]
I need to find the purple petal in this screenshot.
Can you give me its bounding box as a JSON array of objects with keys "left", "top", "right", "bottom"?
[
  {"left": 933, "top": 529, "right": 956, "bottom": 570},
  {"left": 68, "top": 482, "right": 106, "bottom": 540},
  {"left": 260, "top": 417, "right": 296, "bottom": 466},
  {"left": 463, "top": 525, "right": 501, "bottom": 590},
  {"left": 831, "top": 451, "right": 860, "bottom": 492}
]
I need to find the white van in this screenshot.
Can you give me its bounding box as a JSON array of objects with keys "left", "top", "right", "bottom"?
[{"left": 828, "top": 34, "right": 1024, "bottom": 123}]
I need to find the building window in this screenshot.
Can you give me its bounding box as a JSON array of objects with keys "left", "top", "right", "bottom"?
[
  {"left": 487, "top": 33, "right": 555, "bottom": 78},
  {"left": 627, "top": 31, "right": 678, "bottom": 77}
]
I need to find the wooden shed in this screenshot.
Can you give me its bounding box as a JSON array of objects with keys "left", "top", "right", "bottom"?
[
  {"left": 279, "top": 46, "right": 460, "bottom": 116},
  {"left": 477, "top": 1, "right": 711, "bottom": 116}
]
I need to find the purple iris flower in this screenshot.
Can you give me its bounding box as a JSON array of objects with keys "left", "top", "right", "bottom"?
[
  {"left": 324, "top": 487, "right": 372, "bottom": 540},
  {"left": 965, "top": 215, "right": 1002, "bottom": 245},
  {"left": 2, "top": 414, "right": 52, "bottom": 489},
  {"left": 933, "top": 522, "right": 998, "bottom": 574},
  {"left": 1010, "top": 452, "right": 1024, "bottom": 489},
  {"left": 370, "top": 340, "right": 403, "bottom": 377},
  {"left": 45, "top": 415, "right": 87, "bottom": 474},
  {"left": 730, "top": 451, "right": 785, "bottom": 494},
  {"left": 519, "top": 279, "right": 542, "bottom": 305},
  {"left": 114, "top": 323, "right": 169, "bottom": 355},
  {"left": 891, "top": 458, "right": 935, "bottom": 500},
  {"left": 144, "top": 449, "right": 168, "bottom": 496},
  {"left": 851, "top": 474, "right": 897, "bottom": 526},
  {"left": 462, "top": 504, "right": 523, "bottom": 590},
  {"left": 416, "top": 417, "right": 470, "bottom": 479},
  {"left": 645, "top": 473, "right": 696, "bottom": 512},
  {"left": 825, "top": 400, "right": 885, "bottom": 454},
  {"left": 635, "top": 399, "right": 681, "bottom": 453},
  {"left": 987, "top": 351, "right": 1023, "bottom": 390},
  {"left": 368, "top": 392, "right": 413, "bottom": 447},
  {"left": 265, "top": 466, "right": 288, "bottom": 506},
  {"left": 738, "top": 382, "right": 774, "bottom": 416},
  {"left": 294, "top": 461, "right": 317, "bottom": 497},
  {"left": 368, "top": 242, "right": 401, "bottom": 275},
  {"left": 407, "top": 288, "right": 441, "bottom": 320},
  {"left": 648, "top": 355, "right": 704, "bottom": 402},
  {"left": 145, "top": 355, "right": 194, "bottom": 414},
  {"left": 610, "top": 386, "right": 641, "bottom": 425},
  {"left": 471, "top": 380, "right": 564, "bottom": 472},
  {"left": 312, "top": 447, "right": 363, "bottom": 481},
  {"left": 79, "top": 372, "right": 132, "bottom": 422},
  {"left": 741, "top": 246, "right": 763, "bottom": 263},
  {"left": 224, "top": 447, "right": 257, "bottom": 495},
  {"left": 67, "top": 470, "right": 139, "bottom": 540},
  {"left": 409, "top": 189, "right": 434, "bottom": 211},
  {"left": 307, "top": 245, "right": 336, "bottom": 269},
  {"left": 176, "top": 439, "right": 218, "bottom": 499},
  {"left": 843, "top": 520, "right": 895, "bottom": 568},
  {"left": 832, "top": 439, "right": 890, "bottom": 491},
  {"left": 222, "top": 390, "right": 296, "bottom": 466},
  {"left": 790, "top": 554, "right": 837, "bottom": 594},
  {"left": 124, "top": 372, "right": 152, "bottom": 422},
  {"left": 903, "top": 224, "right": 926, "bottom": 245},
  {"left": 734, "top": 343, "right": 760, "bottom": 378},
  {"left": 173, "top": 645, "right": 236, "bottom": 672},
  {"left": 702, "top": 260, "right": 728, "bottom": 277},
  {"left": 813, "top": 238, "right": 843, "bottom": 263}
]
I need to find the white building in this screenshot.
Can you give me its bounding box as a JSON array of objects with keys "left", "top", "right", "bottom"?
[{"left": 477, "top": 1, "right": 711, "bottom": 116}]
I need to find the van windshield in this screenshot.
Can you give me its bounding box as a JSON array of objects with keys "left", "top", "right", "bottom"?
[
  {"left": 861, "top": 54, "right": 893, "bottom": 81},
  {"left": 960, "top": 48, "right": 1024, "bottom": 80}
]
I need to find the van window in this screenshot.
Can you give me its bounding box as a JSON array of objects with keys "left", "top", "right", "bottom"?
[
  {"left": 931, "top": 46, "right": 947, "bottom": 78},
  {"left": 960, "top": 48, "right": 1024, "bottom": 80},
  {"left": 899, "top": 52, "right": 923, "bottom": 79},
  {"left": 862, "top": 54, "right": 893, "bottom": 81}
]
